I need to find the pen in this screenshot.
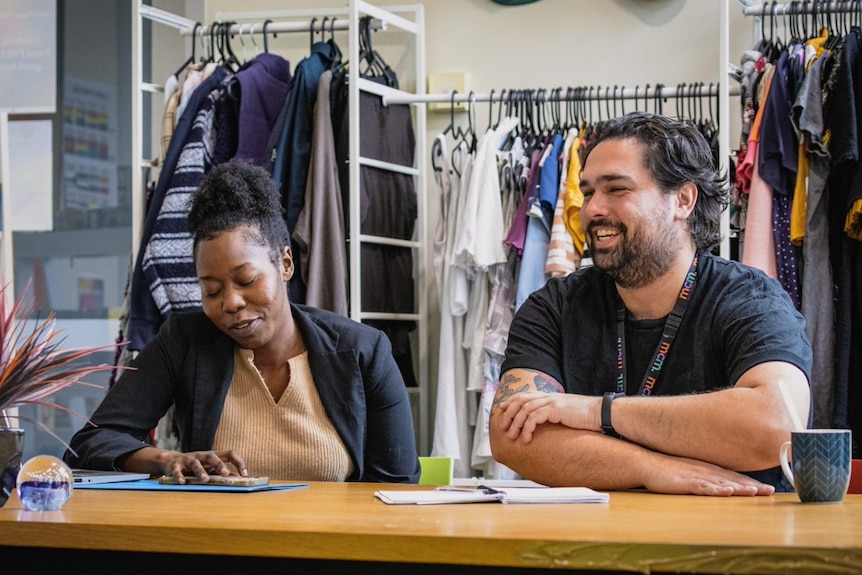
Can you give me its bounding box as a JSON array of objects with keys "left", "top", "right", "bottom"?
[{"left": 434, "top": 486, "right": 502, "bottom": 495}]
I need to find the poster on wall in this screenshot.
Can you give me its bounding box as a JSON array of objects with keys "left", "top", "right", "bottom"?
[
  {"left": 6, "top": 119, "right": 53, "bottom": 230},
  {"left": 60, "top": 75, "right": 117, "bottom": 211},
  {"left": 0, "top": 0, "right": 56, "bottom": 112}
]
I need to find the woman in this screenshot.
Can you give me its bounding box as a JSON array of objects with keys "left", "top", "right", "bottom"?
[{"left": 66, "top": 160, "right": 420, "bottom": 484}]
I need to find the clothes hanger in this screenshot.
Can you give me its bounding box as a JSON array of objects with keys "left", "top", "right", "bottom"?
[
  {"left": 309, "top": 17, "right": 318, "bottom": 53},
  {"left": 494, "top": 88, "right": 506, "bottom": 130},
  {"left": 686, "top": 83, "right": 693, "bottom": 122},
  {"left": 214, "top": 22, "right": 233, "bottom": 64},
  {"left": 654, "top": 83, "right": 665, "bottom": 115},
  {"left": 608, "top": 85, "right": 614, "bottom": 119},
  {"left": 212, "top": 22, "right": 223, "bottom": 63},
  {"left": 563, "top": 87, "right": 572, "bottom": 130},
  {"left": 263, "top": 19, "right": 274, "bottom": 53},
  {"left": 575, "top": 86, "right": 585, "bottom": 127},
  {"left": 197, "top": 24, "right": 207, "bottom": 63},
  {"left": 222, "top": 21, "right": 241, "bottom": 68},
  {"left": 487, "top": 89, "right": 495, "bottom": 132},
  {"left": 248, "top": 23, "right": 260, "bottom": 58},
  {"left": 320, "top": 16, "right": 329, "bottom": 46},
  {"left": 534, "top": 88, "right": 546, "bottom": 135},
  {"left": 687, "top": 83, "right": 695, "bottom": 122},
  {"left": 173, "top": 22, "right": 201, "bottom": 79},
  {"left": 205, "top": 22, "right": 217, "bottom": 63},
  {"left": 445, "top": 90, "right": 467, "bottom": 178},
  {"left": 328, "top": 17, "right": 343, "bottom": 66},
  {"left": 466, "top": 91, "right": 477, "bottom": 152},
  {"left": 618, "top": 85, "right": 626, "bottom": 117},
  {"left": 442, "top": 90, "right": 458, "bottom": 138},
  {"left": 237, "top": 24, "right": 247, "bottom": 63},
  {"left": 552, "top": 87, "right": 562, "bottom": 132},
  {"left": 431, "top": 132, "right": 444, "bottom": 175},
  {"left": 358, "top": 16, "right": 396, "bottom": 86}
]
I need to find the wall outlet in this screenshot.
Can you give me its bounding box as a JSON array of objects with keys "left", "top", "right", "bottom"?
[{"left": 427, "top": 72, "right": 470, "bottom": 112}]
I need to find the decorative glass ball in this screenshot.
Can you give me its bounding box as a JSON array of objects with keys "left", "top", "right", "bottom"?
[{"left": 16, "top": 455, "right": 73, "bottom": 511}]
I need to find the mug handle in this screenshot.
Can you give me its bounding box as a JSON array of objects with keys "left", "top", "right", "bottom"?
[{"left": 779, "top": 440, "right": 795, "bottom": 488}]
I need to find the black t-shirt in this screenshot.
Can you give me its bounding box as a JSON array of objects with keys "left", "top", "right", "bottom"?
[
  {"left": 503, "top": 253, "right": 811, "bottom": 396},
  {"left": 502, "top": 253, "right": 813, "bottom": 490}
]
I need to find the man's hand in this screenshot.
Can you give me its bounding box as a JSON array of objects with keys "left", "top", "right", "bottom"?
[
  {"left": 641, "top": 455, "right": 775, "bottom": 496},
  {"left": 497, "top": 391, "right": 602, "bottom": 443}
]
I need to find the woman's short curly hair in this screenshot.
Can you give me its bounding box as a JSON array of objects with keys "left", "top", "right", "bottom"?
[
  {"left": 187, "top": 160, "right": 290, "bottom": 267},
  {"left": 583, "top": 111, "right": 730, "bottom": 252}
]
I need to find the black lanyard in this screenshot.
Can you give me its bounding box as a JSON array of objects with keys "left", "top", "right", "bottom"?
[{"left": 615, "top": 254, "right": 699, "bottom": 396}]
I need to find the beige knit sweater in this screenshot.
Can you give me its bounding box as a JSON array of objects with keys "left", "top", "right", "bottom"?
[{"left": 212, "top": 348, "right": 353, "bottom": 481}]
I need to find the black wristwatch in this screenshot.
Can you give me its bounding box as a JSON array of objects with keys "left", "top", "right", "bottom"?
[{"left": 601, "top": 392, "right": 626, "bottom": 438}]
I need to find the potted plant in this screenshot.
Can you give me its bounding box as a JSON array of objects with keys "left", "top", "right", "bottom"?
[{"left": 0, "top": 282, "right": 123, "bottom": 507}]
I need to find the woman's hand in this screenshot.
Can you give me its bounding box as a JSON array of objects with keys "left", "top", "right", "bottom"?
[
  {"left": 161, "top": 450, "right": 248, "bottom": 483},
  {"left": 119, "top": 447, "right": 249, "bottom": 483},
  {"left": 133, "top": 447, "right": 248, "bottom": 484}
]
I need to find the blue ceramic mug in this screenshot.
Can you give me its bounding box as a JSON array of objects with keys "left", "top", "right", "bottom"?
[{"left": 780, "top": 429, "right": 851, "bottom": 503}]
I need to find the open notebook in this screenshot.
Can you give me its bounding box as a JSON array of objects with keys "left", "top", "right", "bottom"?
[{"left": 374, "top": 486, "right": 609, "bottom": 505}]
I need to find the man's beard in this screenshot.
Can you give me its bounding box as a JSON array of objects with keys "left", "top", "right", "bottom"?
[{"left": 588, "top": 219, "right": 679, "bottom": 289}]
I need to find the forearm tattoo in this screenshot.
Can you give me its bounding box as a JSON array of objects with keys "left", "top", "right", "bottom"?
[
  {"left": 493, "top": 373, "right": 529, "bottom": 408},
  {"left": 533, "top": 373, "right": 564, "bottom": 394}
]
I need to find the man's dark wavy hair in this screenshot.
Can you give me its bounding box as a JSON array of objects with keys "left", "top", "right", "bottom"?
[
  {"left": 187, "top": 159, "right": 290, "bottom": 268},
  {"left": 583, "top": 111, "right": 730, "bottom": 252}
]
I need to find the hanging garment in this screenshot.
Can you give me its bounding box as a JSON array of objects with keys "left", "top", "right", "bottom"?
[
  {"left": 823, "top": 28, "right": 862, "bottom": 439},
  {"left": 515, "top": 132, "right": 563, "bottom": 310},
  {"left": 457, "top": 120, "right": 519, "bottom": 402},
  {"left": 431, "top": 135, "right": 473, "bottom": 477},
  {"left": 141, "top": 87, "right": 221, "bottom": 319},
  {"left": 266, "top": 42, "right": 335, "bottom": 232},
  {"left": 264, "top": 42, "right": 335, "bottom": 305},
  {"left": 452, "top": 117, "right": 519, "bottom": 271},
  {"left": 758, "top": 50, "right": 801, "bottom": 309},
  {"left": 741, "top": 65, "right": 778, "bottom": 278},
  {"left": 328, "top": 67, "right": 419, "bottom": 388},
  {"left": 359, "top": 85, "right": 418, "bottom": 387},
  {"left": 292, "top": 69, "right": 348, "bottom": 316},
  {"left": 545, "top": 127, "right": 578, "bottom": 277},
  {"left": 794, "top": 53, "right": 835, "bottom": 428},
  {"left": 504, "top": 144, "right": 544, "bottom": 258},
  {"left": 231, "top": 52, "right": 292, "bottom": 166},
  {"left": 127, "top": 66, "right": 228, "bottom": 351},
  {"left": 562, "top": 131, "right": 586, "bottom": 258}
]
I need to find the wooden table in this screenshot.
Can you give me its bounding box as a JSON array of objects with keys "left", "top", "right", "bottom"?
[{"left": 1, "top": 481, "right": 860, "bottom": 574}]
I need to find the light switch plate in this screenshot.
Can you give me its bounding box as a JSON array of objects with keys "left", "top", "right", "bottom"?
[{"left": 427, "top": 72, "right": 469, "bottom": 112}]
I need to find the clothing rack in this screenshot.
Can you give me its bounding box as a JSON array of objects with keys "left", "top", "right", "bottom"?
[
  {"left": 383, "top": 83, "right": 740, "bottom": 106},
  {"left": 740, "top": 0, "right": 862, "bottom": 16},
  {"left": 740, "top": 0, "right": 862, "bottom": 45},
  {"left": 141, "top": 5, "right": 387, "bottom": 36},
  {"left": 134, "top": 1, "right": 430, "bottom": 455}
]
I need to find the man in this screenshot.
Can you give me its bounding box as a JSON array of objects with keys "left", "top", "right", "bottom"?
[{"left": 490, "top": 112, "right": 811, "bottom": 496}]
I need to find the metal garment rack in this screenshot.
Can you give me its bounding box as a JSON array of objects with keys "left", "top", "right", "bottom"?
[
  {"left": 740, "top": 0, "right": 861, "bottom": 18},
  {"left": 133, "top": 1, "right": 430, "bottom": 455},
  {"left": 386, "top": 79, "right": 741, "bottom": 261},
  {"left": 383, "top": 82, "right": 739, "bottom": 105}
]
